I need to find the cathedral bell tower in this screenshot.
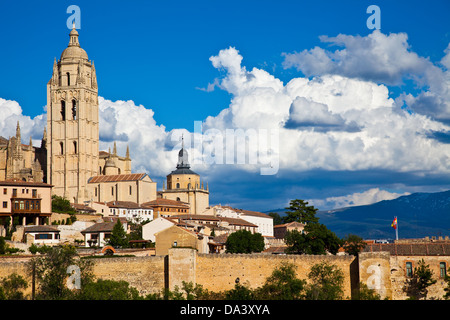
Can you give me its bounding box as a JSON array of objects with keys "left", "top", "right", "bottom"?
[{"left": 46, "top": 26, "right": 99, "bottom": 203}]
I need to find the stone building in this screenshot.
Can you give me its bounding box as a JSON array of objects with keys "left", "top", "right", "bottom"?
[
  {"left": 159, "top": 141, "right": 209, "bottom": 214},
  {"left": 0, "top": 122, "right": 46, "bottom": 183},
  {"left": 0, "top": 180, "right": 53, "bottom": 227},
  {"left": 0, "top": 26, "right": 156, "bottom": 206}
]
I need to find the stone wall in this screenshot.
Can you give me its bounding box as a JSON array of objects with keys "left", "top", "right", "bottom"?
[
  {"left": 0, "top": 249, "right": 449, "bottom": 300},
  {"left": 194, "top": 251, "right": 357, "bottom": 298}
]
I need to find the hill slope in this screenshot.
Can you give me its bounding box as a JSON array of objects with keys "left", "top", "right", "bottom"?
[{"left": 268, "top": 190, "right": 450, "bottom": 239}]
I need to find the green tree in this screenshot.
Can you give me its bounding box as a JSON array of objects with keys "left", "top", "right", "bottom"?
[
  {"left": 283, "top": 199, "right": 319, "bottom": 224},
  {"left": 0, "top": 273, "right": 28, "bottom": 300},
  {"left": 444, "top": 267, "right": 450, "bottom": 300},
  {"left": 51, "top": 195, "right": 77, "bottom": 214},
  {"left": 28, "top": 245, "right": 94, "bottom": 300},
  {"left": 342, "top": 234, "right": 366, "bottom": 256},
  {"left": 305, "top": 261, "right": 344, "bottom": 300},
  {"left": 225, "top": 283, "right": 254, "bottom": 300},
  {"left": 352, "top": 282, "right": 381, "bottom": 300},
  {"left": 268, "top": 212, "right": 283, "bottom": 225},
  {"left": 108, "top": 219, "right": 129, "bottom": 248},
  {"left": 225, "top": 230, "right": 265, "bottom": 254},
  {"left": 284, "top": 224, "right": 342, "bottom": 255},
  {"left": 403, "top": 259, "right": 437, "bottom": 300},
  {"left": 256, "top": 262, "right": 306, "bottom": 300},
  {"left": 76, "top": 279, "right": 141, "bottom": 300},
  {"left": 0, "top": 237, "right": 6, "bottom": 255}
]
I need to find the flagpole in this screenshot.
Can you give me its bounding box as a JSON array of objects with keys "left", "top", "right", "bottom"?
[{"left": 395, "top": 216, "right": 398, "bottom": 241}]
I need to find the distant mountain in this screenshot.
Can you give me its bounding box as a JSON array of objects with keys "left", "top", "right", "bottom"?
[{"left": 266, "top": 190, "right": 450, "bottom": 240}]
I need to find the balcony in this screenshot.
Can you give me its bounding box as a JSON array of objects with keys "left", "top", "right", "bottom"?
[{"left": 10, "top": 199, "right": 41, "bottom": 214}]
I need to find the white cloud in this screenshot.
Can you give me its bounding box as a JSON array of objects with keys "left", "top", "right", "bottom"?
[
  {"left": 308, "top": 188, "right": 411, "bottom": 210},
  {"left": 282, "top": 31, "right": 450, "bottom": 122},
  {"left": 202, "top": 46, "right": 450, "bottom": 174},
  {"left": 0, "top": 98, "right": 46, "bottom": 145},
  {"left": 282, "top": 30, "right": 436, "bottom": 86}
]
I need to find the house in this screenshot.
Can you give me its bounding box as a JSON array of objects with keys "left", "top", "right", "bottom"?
[
  {"left": 273, "top": 221, "right": 305, "bottom": 239},
  {"left": 22, "top": 225, "right": 61, "bottom": 246},
  {"left": 0, "top": 180, "right": 53, "bottom": 227},
  {"left": 104, "top": 200, "right": 153, "bottom": 224},
  {"left": 87, "top": 173, "right": 157, "bottom": 205},
  {"left": 141, "top": 198, "right": 190, "bottom": 218},
  {"left": 154, "top": 225, "right": 211, "bottom": 255},
  {"left": 204, "top": 205, "right": 274, "bottom": 237},
  {"left": 81, "top": 218, "right": 127, "bottom": 247}
]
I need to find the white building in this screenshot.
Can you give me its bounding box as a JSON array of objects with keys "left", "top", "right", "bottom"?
[
  {"left": 23, "top": 225, "right": 61, "bottom": 246},
  {"left": 142, "top": 216, "right": 176, "bottom": 242},
  {"left": 205, "top": 205, "right": 274, "bottom": 237},
  {"left": 92, "top": 201, "right": 153, "bottom": 224}
]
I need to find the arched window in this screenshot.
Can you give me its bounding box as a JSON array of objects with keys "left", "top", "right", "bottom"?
[
  {"left": 61, "top": 101, "right": 66, "bottom": 121},
  {"left": 67, "top": 72, "right": 71, "bottom": 86},
  {"left": 60, "top": 142, "right": 64, "bottom": 155},
  {"left": 176, "top": 197, "right": 180, "bottom": 201},
  {"left": 176, "top": 183, "right": 180, "bottom": 189},
  {"left": 73, "top": 141, "right": 77, "bottom": 154},
  {"left": 72, "top": 100, "right": 77, "bottom": 120}
]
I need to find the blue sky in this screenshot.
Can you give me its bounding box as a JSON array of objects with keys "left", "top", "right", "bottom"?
[{"left": 0, "top": 0, "right": 449, "bottom": 212}]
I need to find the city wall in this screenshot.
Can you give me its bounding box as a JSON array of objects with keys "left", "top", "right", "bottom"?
[{"left": 1, "top": 249, "right": 449, "bottom": 299}]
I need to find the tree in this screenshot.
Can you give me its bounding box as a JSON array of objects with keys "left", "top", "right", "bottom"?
[
  {"left": 0, "top": 273, "right": 28, "bottom": 300},
  {"left": 342, "top": 234, "right": 366, "bottom": 256},
  {"left": 284, "top": 224, "right": 342, "bottom": 255},
  {"left": 28, "top": 245, "right": 94, "bottom": 300},
  {"left": 444, "top": 266, "right": 450, "bottom": 300},
  {"left": 403, "top": 259, "right": 437, "bottom": 300},
  {"left": 305, "top": 261, "right": 344, "bottom": 300},
  {"left": 225, "top": 230, "right": 265, "bottom": 254},
  {"left": 256, "top": 262, "right": 306, "bottom": 300},
  {"left": 51, "top": 195, "right": 77, "bottom": 214},
  {"left": 268, "top": 212, "right": 283, "bottom": 225},
  {"left": 352, "top": 282, "right": 381, "bottom": 300},
  {"left": 76, "top": 279, "right": 141, "bottom": 300},
  {"left": 283, "top": 199, "right": 319, "bottom": 225},
  {"left": 108, "top": 219, "right": 129, "bottom": 248}
]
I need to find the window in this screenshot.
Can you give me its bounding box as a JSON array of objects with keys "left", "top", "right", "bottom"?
[
  {"left": 94, "top": 187, "right": 97, "bottom": 197},
  {"left": 32, "top": 189, "right": 37, "bottom": 198},
  {"left": 129, "top": 186, "right": 132, "bottom": 195},
  {"left": 35, "top": 233, "right": 53, "bottom": 240},
  {"left": 3, "top": 188, "right": 6, "bottom": 195},
  {"left": 2, "top": 202, "right": 7, "bottom": 208},
  {"left": 176, "top": 183, "right": 180, "bottom": 189},
  {"left": 406, "top": 262, "right": 413, "bottom": 278},
  {"left": 61, "top": 101, "right": 66, "bottom": 120},
  {"left": 12, "top": 189, "right": 17, "bottom": 197},
  {"left": 111, "top": 187, "right": 114, "bottom": 196},
  {"left": 440, "top": 262, "right": 447, "bottom": 278},
  {"left": 72, "top": 100, "right": 77, "bottom": 120},
  {"left": 73, "top": 141, "right": 77, "bottom": 154},
  {"left": 67, "top": 72, "right": 71, "bottom": 86}
]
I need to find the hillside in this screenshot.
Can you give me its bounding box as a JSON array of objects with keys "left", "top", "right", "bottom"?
[{"left": 268, "top": 190, "right": 450, "bottom": 240}]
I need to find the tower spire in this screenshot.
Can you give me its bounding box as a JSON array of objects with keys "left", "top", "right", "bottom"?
[{"left": 16, "top": 121, "right": 21, "bottom": 139}]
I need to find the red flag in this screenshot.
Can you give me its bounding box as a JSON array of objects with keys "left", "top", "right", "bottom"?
[{"left": 391, "top": 217, "right": 397, "bottom": 229}]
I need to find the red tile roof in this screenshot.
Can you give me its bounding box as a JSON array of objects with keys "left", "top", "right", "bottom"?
[{"left": 88, "top": 173, "right": 147, "bottom": 183}]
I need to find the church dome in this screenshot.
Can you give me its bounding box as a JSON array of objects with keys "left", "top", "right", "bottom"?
[
  {"left": 60, "top": 46, "right": 89, "bottom": 60},
  {"left": 60, "top": 27, "right": 89, "bottom": 61}
]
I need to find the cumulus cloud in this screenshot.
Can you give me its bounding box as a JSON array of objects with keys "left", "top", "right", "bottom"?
[
  {"left": 203, "top": 46, "right": 450, "bottom": 174},
  {"left": 0, "top": 98, "right": 46, "bottom": 145},
  {"left": 308, "top": 188, "right": 411, "bottom": 210},
  {"left": 282, "top": 30, "right": 450, "bottom": 122}
]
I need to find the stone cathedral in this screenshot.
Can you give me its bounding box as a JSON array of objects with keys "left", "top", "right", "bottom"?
[{"left": 0, "top": 26, "right": 157, "bottom": 205}]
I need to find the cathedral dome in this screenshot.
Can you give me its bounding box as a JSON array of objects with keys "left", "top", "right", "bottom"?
[
  {"left": 60, "top": 27, "right": 89, "bottom": 61},
  {"left": 60, "top": 46, "right": 89, "bottom": 61}
]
